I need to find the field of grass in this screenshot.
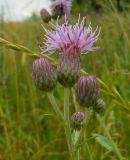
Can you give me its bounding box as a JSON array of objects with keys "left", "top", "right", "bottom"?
[{"left": 0, "top": 3, "right": 130, "bottom": 160}]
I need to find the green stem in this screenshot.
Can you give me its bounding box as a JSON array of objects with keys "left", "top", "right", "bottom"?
[
  {"left": 76, "top": 148, "right": 80, "bottom": 160},
  {"left": 64, "top": 127, "right": 75, "bottom": 160},
  {"left": 96, "top": 114, "right": 124, "bottom": 160},
  {"left": 47, "top": 92, "right": 64, "bottom": 122},
  {"left": 86, "top": 140, "right": 93, "bottom": 160},
  {"left": 75, "top": 109, "right": 92, "bottom": 149},
  {"left": 64, "top": 88, "right": 75, "bottom": 160},
  {"left": 74, "top": 109, "right": 92, "bottom": 160},
  {"left": 72, "top": 130, "right": 81, "bottom": 160},
  {"left": 64, "top": 88, "right": 70, "bottom": 123}
]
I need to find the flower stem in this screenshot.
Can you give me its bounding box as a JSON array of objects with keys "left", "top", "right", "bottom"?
[
  {"left": 64, "top": 88, "right": 70, "bottom": 123},
  {"left": 64, "top": 88, "right": 75, "bottom": 160},
  {"left": 86, "top": 140, "right": 94, "bottom": 160},
  {"left": 47, "top": 92, "right": 64, "bottom": 122},
  {"left": 76, "top": 148, "right": 80, "bottom": 160},
  {"left": 73, "top": 109, "right": 92, "bottom": 160},
  {"left": 96, "top": 114, "right": 124, "bottom": 160},
  {"left": 74, "top": 131, "right": 81, "bottom": 160},
  {"left": 75, "top": 108, "right": 92, "bottom": 149}
]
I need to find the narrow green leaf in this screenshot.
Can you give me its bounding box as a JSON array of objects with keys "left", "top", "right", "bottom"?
[{"left": 92, "top": 133, "right": 113, "bottom": 151}]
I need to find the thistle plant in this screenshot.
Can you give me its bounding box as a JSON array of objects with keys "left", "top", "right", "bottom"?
[
  {"left": 30, "top": 13, "right": 125, "bottom": 159},
  {"left": 31, "top": 16, "right": 103, "bottom": 159},
  {"left": 0, "top": 1, "right": 127, "bottom": 160}
]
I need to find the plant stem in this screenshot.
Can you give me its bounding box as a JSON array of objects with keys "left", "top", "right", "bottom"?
[
  {"left": 47, "top": 92, "right": 64, "bottom": 122},
  {"left": 75, "top": 109, "right": 92, "bottom": 149},
  {"left": 76, "top": 148, "right": 80, "bottom": 160},
  {"left": 72, "top": 130, "right": 81, "bottom": 160},
  {"left": 64, "top": 88, "right": 70, "bottom": 123},
  {"left": 64, "top": 88, "right": 75, "bottom": 160},
  {"left": 73, "top": 109, "right": 92, "bottom": 160},
  {"left": 96, "top": 114, "right": 124, "bottom": 160},
  {"left": 75, "top": 139, "right": 81, "bottom": 160},
  {"left": 86, "top": 140, "right": 93, "bottom": 160}
]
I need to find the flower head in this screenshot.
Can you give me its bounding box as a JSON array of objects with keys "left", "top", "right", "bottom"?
[
  {"left": 42, "top": 17, "right": 100, "bottom": 55},
  {"left": 40, "top": 8, "right": 51, "bottom": 23},
  {"left": 41, "top": 18, "right": 100, "bottom": 87},
  {"left": 51, "top": 0, "right": 72, "bottom": 20},
  {"left": 32, "top": 58, "right": 57, "bottom": 92},
  {"left": 76, "top": 75, "right": 100, "bottom": 108},
  {"left": 71, "top": 112, "right": 85, "bottom": 130}
]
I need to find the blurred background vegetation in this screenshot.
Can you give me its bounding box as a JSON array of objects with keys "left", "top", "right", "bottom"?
[
  {"left": 0, "top": 0, "right": 130, "bottom": 160},
  {"left": 73, "top": 0, "right": 130, "bottom": 12}
]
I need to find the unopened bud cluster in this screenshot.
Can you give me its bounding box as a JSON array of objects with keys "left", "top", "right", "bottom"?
[{"left": 32, "top": 0, "right": 105, "bottom": 117}]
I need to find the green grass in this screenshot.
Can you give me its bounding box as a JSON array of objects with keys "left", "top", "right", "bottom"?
[{"left": 0, "top": 5, "right": 130, "bottom": 160}]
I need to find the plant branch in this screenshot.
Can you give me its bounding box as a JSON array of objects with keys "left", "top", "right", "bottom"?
[{"left": 47, "top": 92, "right": 64, "bottom": 122}]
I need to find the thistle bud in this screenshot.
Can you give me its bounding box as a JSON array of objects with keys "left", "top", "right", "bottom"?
[
  {"left": 95, "top": 98, "right": 106, "bottom": 113},
  {"left": 71, "top": 112, "right": 85, "bottom": 130},
  {"left": 40, "top": 8, "right": 51, "bottom": 23},
  {"left": 32, "top": 58, "right": 57, "bottom": 92},
  {"left": 76, "top": 75, "right": 100, "bottom": 108},
  {"left": 50, "top": 0, "right": 71, "bottom": 20},
  {"left": 57, "top": 48, "right": 80, "bottom": 87}
]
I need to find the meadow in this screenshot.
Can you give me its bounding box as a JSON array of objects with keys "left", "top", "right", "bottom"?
[{"left": 0, "top": 2, "right": 130, "bottom": 160}]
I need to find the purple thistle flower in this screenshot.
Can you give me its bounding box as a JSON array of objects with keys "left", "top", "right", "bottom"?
[
  {"left": 41, "top": 17, "right": 100, "bottom": 87},
  {"left": 42, "top": 17, "right": 100, "bottom": 55},
  {"left": 51, "top": 0, "right": 72, "bottom": 20}
]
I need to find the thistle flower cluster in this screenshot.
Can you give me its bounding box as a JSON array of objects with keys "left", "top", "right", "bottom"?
[
  {"left": 32, "top": 1, "right": 105, "bottom": 133},
  {"left": 31, "top": 1, "right": 106, "bottom": 159},
  {"left": 41, "top": 17, "right": 100, "bottom": 87},
  {"left": 32, "top": 17, "right": 105, "bottom": 111}
]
